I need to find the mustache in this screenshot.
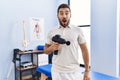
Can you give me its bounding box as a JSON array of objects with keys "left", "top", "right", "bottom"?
[{"left": 62, "top": 18, "right": 67, "bottom": 22}]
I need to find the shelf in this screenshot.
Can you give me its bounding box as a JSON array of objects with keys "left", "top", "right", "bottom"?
[
  {"left": 22, "top": 74, "right": 32, "bottom": 80},
  {"left": 14, "top": 49, "right": 44, "bottom": 80},
  {"left": 17, "top": 50, "right": 44, "bottom": 55},
  {"left": 17, "top": 64, "right": 37, "bottom": 71}
]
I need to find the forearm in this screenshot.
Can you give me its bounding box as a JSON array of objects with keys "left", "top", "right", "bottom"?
[
  {"left": 83, "top": 51, "right": 90, "bottom": 71},
  {"left": 80, "top": 43, "right": 90, "bottom": 71},
  {"left": 44, "top": 44, "right": 53, "bottom": 54}
]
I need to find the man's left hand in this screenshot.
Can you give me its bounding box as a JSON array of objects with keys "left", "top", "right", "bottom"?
[{"left": 83, "top": 71, "right": 90, "bottom": 80}]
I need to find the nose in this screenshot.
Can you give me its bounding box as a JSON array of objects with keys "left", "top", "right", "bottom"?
[{"left": 63, "top": 13, "right": 67, "bottom": 18}]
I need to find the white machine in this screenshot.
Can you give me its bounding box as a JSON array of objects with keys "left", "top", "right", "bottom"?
[{"left": 20, "top": 61, "right": 33, "bottom": 69}]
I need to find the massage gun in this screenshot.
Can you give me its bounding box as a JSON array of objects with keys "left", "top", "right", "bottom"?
[{"left": 52, "top": 35, "right": 70, "bottom": 55}]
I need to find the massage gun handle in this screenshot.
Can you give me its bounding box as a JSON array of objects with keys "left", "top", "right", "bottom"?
[{"left": 54, "top": 50, "right": 58, "bottom": 55}]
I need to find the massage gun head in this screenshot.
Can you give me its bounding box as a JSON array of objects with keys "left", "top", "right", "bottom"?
[{"left": 52, "top": 35, "right": 70, "bottom": 45}]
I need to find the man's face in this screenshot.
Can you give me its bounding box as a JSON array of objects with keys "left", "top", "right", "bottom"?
[{"left": 57, "top": 8, "right": 71, "bottom": 27}]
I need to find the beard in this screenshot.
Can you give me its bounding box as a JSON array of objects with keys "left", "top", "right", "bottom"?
[{"left": 59, "top": 19, "right": 70, "bottom": 28}]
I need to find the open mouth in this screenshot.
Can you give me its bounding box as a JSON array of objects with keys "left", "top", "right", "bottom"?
[
  {"left": 62, "top": 19, "right": 67, "bottom": 23},
  {"left": 60, "top": 19, "right": 69, "bottom": 27}
]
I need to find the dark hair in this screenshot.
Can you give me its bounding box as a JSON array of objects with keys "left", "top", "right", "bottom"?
[{"left": 57, "top": 4, "right": 71, "bottom": 13}]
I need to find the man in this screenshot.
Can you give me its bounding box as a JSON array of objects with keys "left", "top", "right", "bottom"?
[{"left": 44, "top": 3, "right": 90, "bottom": 80}]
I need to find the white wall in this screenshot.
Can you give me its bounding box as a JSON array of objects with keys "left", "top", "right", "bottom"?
[
  {"left": 91, "top": 0, "right": 119, "bottom": 77},
  {"left": 70, "top": 0, "right": 91, "bottom": 25},
  {"left": 118, "top": 0, "right": 120, "bottom": 76},
  {"left": 0, "top": 0, "right": 68, "bottom": 80},
  {"left": 116, "top": 1, "right": 120, "bottom": 74}
]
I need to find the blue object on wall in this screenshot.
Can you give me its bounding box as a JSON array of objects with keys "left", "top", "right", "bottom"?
[{"left": 37, "top": 45, "right": 44, "bottom": 50}]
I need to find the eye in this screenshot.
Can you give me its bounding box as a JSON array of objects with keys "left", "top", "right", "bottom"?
[
  {"left": 65, "top": 13, "right": 69, "bottom": 15},
  {"left": 60, "top": 13, "right": 64, "bottom": 15}
]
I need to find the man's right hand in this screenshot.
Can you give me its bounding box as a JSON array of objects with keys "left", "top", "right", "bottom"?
[
  {"left": 50, "top": 42, "right": 60, "bottom": 51},
  {"left": 44, "top": 43, "right": 60, "bottom": 54}
]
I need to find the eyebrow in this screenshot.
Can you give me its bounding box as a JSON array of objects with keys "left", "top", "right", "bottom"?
[{"left": 59, "top": 11, "right": 70, "bottom": 13}]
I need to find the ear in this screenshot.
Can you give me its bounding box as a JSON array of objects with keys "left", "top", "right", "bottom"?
[{"left": 57, "top": 14, "right": 59, "bottom": 18}]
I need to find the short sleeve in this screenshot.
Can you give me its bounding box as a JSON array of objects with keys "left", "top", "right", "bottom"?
[
  {"left": 46, "top": 31, "right": 53, "bottom": 44},
  {"left": 78, "top": 28, "right": 86, "bottom": 44}
]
